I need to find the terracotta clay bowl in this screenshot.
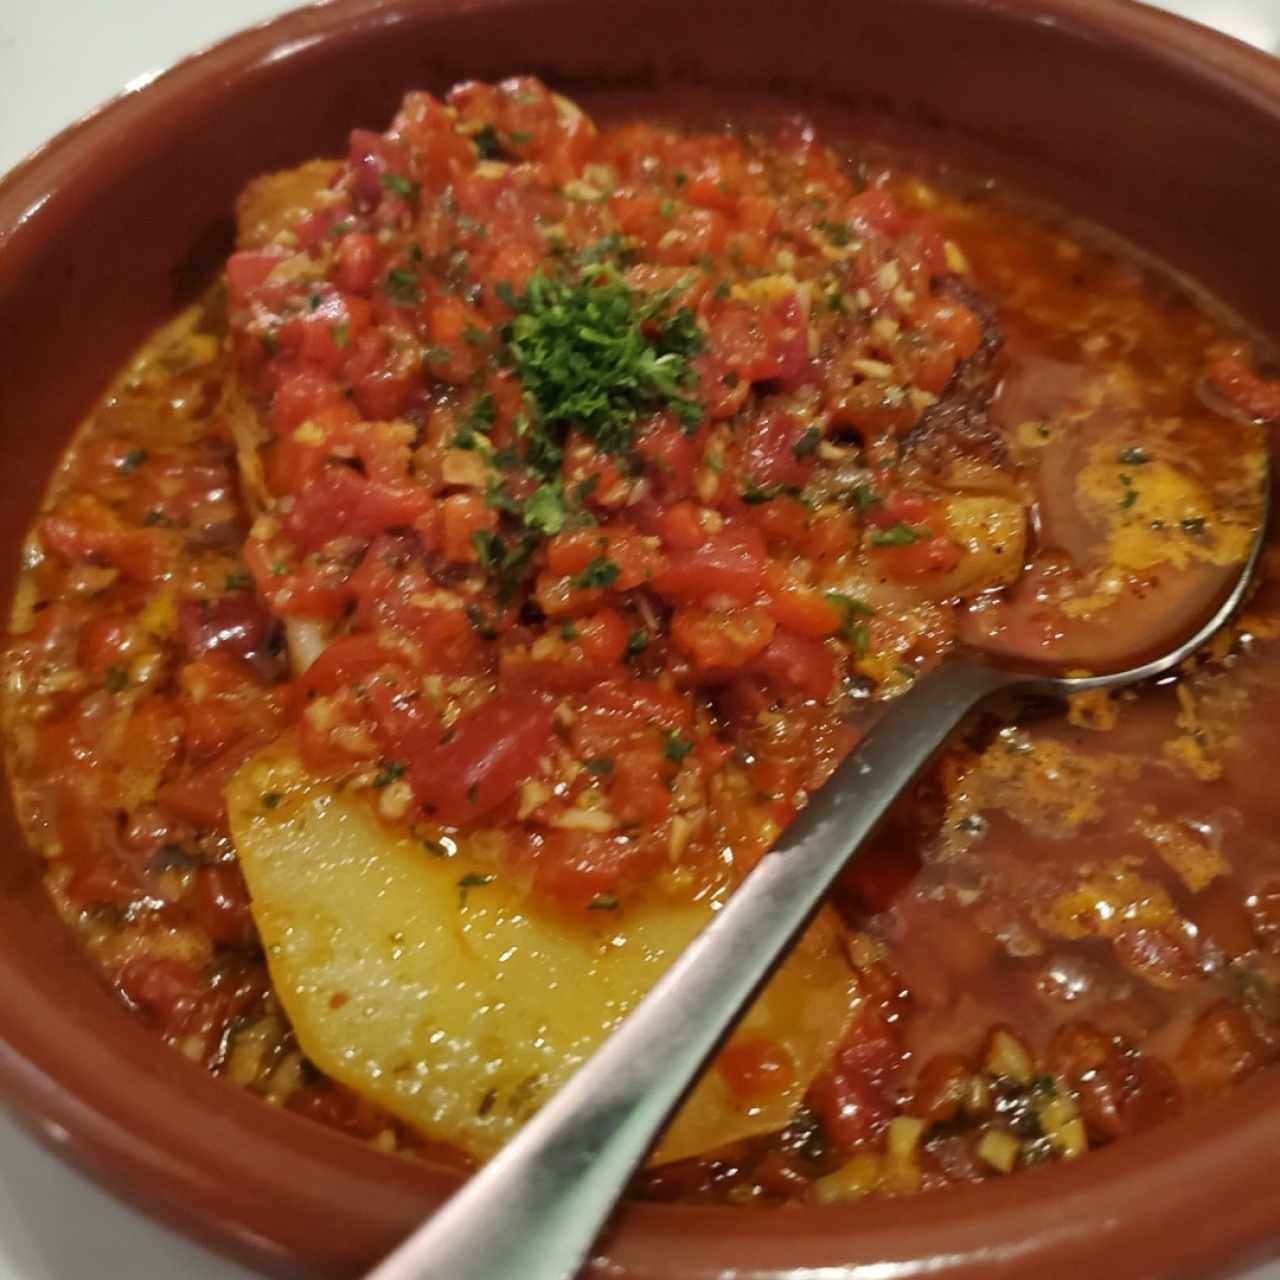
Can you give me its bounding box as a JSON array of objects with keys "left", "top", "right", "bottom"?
[{"left": 2, "top": 0, "right": 1280, "bottom": 1276}]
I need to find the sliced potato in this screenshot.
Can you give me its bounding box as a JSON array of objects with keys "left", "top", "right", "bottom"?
[{"left": 228, "top": 744, "right": 857, "bottom": 1164}]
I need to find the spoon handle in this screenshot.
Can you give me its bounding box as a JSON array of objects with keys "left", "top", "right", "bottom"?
[{"left": 366, "top": 658, "right": 1009, "bottom": 1280}]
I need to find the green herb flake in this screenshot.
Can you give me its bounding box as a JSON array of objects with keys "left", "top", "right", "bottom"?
[
  {"left": 868, "top": 522, "right": 924, "bottom": 547},
  {"left": 1117, "top": 447, "right": 1150, "bottom": 465},
  {"left": 571, "top": 556, "right": 621, "bottom": 590},
  {"left": 588, "top": 892, "right": 620, "bottom": 910},
  {"left": 379, "top": 173, "right": 420, "bottom": 202},
  {"left": 522, "top": 483, "right": 567, "bottom": 536},
  {"left": 373, "top": 761, "right": 406, "bottom": 788},
  {"left": 262, "top": 792, "right": 284, "bottom": 810},
  {"left": 420, "top": 836, "right": 449, "bottom": 858},
  {"left": 463, "top": 325, "right": 489, "bottom": 347},
  {"left": 331, "top": 320, "right": 351, "bottom": 348},
  {"left": 103, "top": 665, "right": 128, "bottom": 694},
  {"left": 663, "top": 731, "right": 695, "bottom": 764},
  {"left": 225, "top": 571, "right": 253, "bottom": 592},
  {"left": 384, "top": 267, "right": 421, "bottom": 306},
  {"left": 560, "top": 622, "right": 578, "bottom": 640},
  {"left": 501, "top": 266, "right": 706, "bottom": 473},
  {"left": 583, "top": 757, "right": 614, "bottom": 776},
  {"left": 792, "top": 427, "right": 821, "bottom": 459},
  {"left": 118, "top": 448, "right": 148, "bottom": 475},
  {"left": 458, "top": 871, "right": 496, "bottom": 907},
  {"left": 1121, "top": 489, "right": 1138, "bottom": 510},
  {"left": 815, "top": 217, "right": 854, "bottom": 247},
  {"left": 473, "top": 123, "right": 502, "bottom": 159},
  {"left": 826, "top": 591, "right": 875, "bottom": 620},
  {"left": 508, "top": 129, "right": 533, "bottom": 144},
  {"left": 848, "top": 484, "right": 881, "bottom": 514},
  {"left": 624, "top": 628, "right": 650, "bottom": 662}
]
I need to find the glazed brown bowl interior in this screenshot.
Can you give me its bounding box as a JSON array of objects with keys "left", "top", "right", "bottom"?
[{"left": 2, "top": 0, "right": 1280, "bottom": 1276}]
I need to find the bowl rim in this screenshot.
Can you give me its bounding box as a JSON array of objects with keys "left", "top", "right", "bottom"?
[{"left": 3, "top": 1, "right": 1280, "bottom": 1277}]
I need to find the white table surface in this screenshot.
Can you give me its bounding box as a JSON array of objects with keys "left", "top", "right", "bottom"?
[{"left": 2, "top": 1, "right": 1280, "bottom": 1276}]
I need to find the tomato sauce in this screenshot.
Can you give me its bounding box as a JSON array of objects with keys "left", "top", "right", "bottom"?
[{"left": 5, "top": 76, "right": 1280, "bottom": 1203}]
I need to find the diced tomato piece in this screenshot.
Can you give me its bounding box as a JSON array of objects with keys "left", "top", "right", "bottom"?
[
  {"left": 652, "top": 525, "right": 766, "bottom": 604},
  {"left": 808, "top": 1007, "right": 903, "bottom": 1151},
  {"left": 750, "top": 631, "right": 836, "bottom": 701},
  {"left": 441, "top": 493, "right": 498, "bottom": 564},
  {"left": 657, "top": 501, "right": 706, "bottom": 550},
  {"left": 225, "top": 250, "right": 286, "bottom": 308},
  {"left": 334, "top": 234, "right": 382, "bottom": 296},
  {"left": 739, "top": 409, "right": 815, "bottom": 490},
  {"left": 191, "top": 865, "right": 256, "bottom": 949},
  {"left": 404, "top": 693, "right": 556, "bottom": 825},
  {"left": 671, "top": 605, "right": 775, "bottom": 672},
  {"left": 118, "top": 956, "right": 202, "bottom": 1033},
  {"left": 298, "top": 633, "right": 390, "bottom": 699},
  {"left": 763, "top": 570, "right": 843, "bottom": 639}
]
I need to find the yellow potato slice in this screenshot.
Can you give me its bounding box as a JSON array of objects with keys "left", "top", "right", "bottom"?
[{"left": 227, "top": 745, "right": 857, "bottom": 1164}]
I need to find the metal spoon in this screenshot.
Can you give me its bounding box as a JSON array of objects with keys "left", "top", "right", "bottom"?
[{"left": 366, "top": 481, "right": 1269, "bottom": 1280}]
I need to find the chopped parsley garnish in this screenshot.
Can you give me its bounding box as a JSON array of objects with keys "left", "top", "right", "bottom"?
[
  {"left": 588, "top": 893, "right": 620, "bottom": 910},
  {"left": 463, "top": 325, "right": 489, "bottom": 347},
  {"left": 583, "top": 757, "right": 614, "bottom": 776},
  {"left": 262, "top": 792, "right": 284, "bottom": 810},
  {"left": 847, "top": 621, "right": 872, "bottom": 656},
  {"left": 331, "top": 320, "right": 351, "bottom": 348},
  {"left": 379, "top": 172, "right": 420, "bottom": 202},
  {"left": 225, "top": 571, "right": 253, "bottom": 591},
  {"left": 868, "top": 522, "right": 924, "bottom": 546},
  {"left": 847, "top": 484, "right": 881, "bottom": 514},
  {"left": 741, "top": 482, "right": 796, "bottom": 506},
  {"left": 118, "top": 449, "right": 147, "bottom": 475},
  {"left": 508, "top": 129, "right": 533, "bottom": 144},
  {"left": 103, "top": 665, "right": 128, "bottom": 694},
  {"left": 663, "top": 731, "right": 694, "bottom": 763},
  {"left": 1117, "top": 447, "right": 1150, "bottom": 465},
  {"left": 452, "top": 392, "right": 496, "bottom": 448},
  {"left": 1120, "top": 489, "right": 1138, "bottom": 510},
  {"left": 501, "top": 266, "right": 705, "bottom": 474},
  {"left": 815, "top": 217, "right": 854, "bottom": 247},
  {"left": 826, "top": 591, "right": 875, "bottom": 623},
  {"left": 384, "top": 267, "right": 421, "bottom": 305},
  {"left": 471, "top": 529, "right": 539, "bottom": 604},
  {"left": 373, "top": 761, "right": 406, "bottom": 788},
  {"left": 458, "top": 871, "right": 496, "bottom": 906},
  {"left": 571, "top": 556, "right": 621, "bottom": 590},
  {"left": 792, "top": 427, "right": 821, "bottom": 459},
  {"left": 473, "top": 123, "right": 502, "bottom": 159},
  {"left": 624, "top": 628, "right": 649, "bottom": 661},
  {"left": 522, "top": 483, "right": 568, "bottom": 536},
  {"left": 484, "top": 480, "right": 520, "bottom": 515},
  {"left": 560, "top": 622, "right": 578, "bottom": 640}
]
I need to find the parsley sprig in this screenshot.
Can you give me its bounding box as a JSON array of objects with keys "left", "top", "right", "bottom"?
[{"left": 501, "top": 265, "right": 705, "bottom": 477}]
